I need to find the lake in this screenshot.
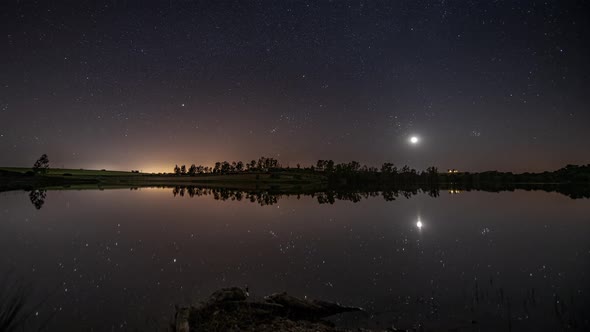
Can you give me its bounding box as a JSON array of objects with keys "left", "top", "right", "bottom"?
[{"left": 1, "top": 187, "right": 589, "bottom": 331}]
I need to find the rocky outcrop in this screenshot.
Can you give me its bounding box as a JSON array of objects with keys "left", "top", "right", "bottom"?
[{"left": 172, "top": 287, "right": 364, "bottom": 332}]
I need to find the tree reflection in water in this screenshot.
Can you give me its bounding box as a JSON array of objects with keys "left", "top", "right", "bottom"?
[
  {"left": 168, "top": 183, "right": 590, "bottom": 205},
  {"left": 28, "top": 190, "right": 47, "bottom": 210},
  {"left": 26, "top": 183, "right": 589, "bottom": 209},
  {"left": 170, "top": 185, "right": 436, "bottom": 206}
]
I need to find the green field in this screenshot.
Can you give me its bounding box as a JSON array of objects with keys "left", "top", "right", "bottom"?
[
  {"left": 0, "top": 167, "right": 139, "bottom": 176},
  {"left": 0, "top": 167, "right": 327, "bottom": 192}
]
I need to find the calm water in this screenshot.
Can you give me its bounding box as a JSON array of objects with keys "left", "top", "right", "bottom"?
[{"left": 1, "top": 188, "right": 589, "bottom": 331}]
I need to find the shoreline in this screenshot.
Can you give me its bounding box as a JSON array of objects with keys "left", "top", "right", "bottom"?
[{"left": 2, "top": 167, "right": 589, "bottom": 199}]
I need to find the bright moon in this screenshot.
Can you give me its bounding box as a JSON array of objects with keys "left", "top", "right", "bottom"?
[
  {"left": 416, "top": 220, "right": 423, "bottom": 228},
  {"left": 410, "top": 136, "right": 419, "bottom": 144}
]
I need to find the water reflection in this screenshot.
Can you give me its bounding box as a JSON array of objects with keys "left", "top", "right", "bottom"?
[
  {"left": 23, "top": 183, "right": 590, "bottom": 210},
  {"left": 28, "top": 189, "right": 47, "bottom": 209},
  {"left": 170, "top": 186, "right": 433, "bottom": 206},
  {"left": 167, "top": 184, "right": 590, "bottom": 205},
  {"left": 416, "top": 219, "right": 423, "bottom": 230},
  {"left": 2, "top": 186, "right": 589, "bottom": 331}
]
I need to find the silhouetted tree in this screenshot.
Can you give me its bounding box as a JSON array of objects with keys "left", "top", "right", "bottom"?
[
  {"left": 316, "top": 160, "right": 325, "bottom": 171},
  {"left": 426, "top": 166, "right": 438, "bottom": 176},
  {"left": 188, "top": 164, "right": 197, "bottom": 175},
  {"left": 236, "top": 161, "right": 244, "bottom": 172},
  {"left": 174, "top": 165, "right": 181, "bottom": 175},
  {"left": 326, "top": 160, "right": 334, "bottom": 172},
  {"left": 221, "top": 161, "right": 231, "bottom": 174},
  {"left": 32, "top": 154, "right": 49, "bottom": 174},
  {"left": 257, "top": 157, "right": 266, "bottom": 170},
  {"left": 266, "top": 157, "right": 279, "bottom": 169},
  {"left": 381, "top": 162, "right": 395, "bottom": 174},
  {"left": 180, "top": 165, "right": 187, "bottom": 175}
]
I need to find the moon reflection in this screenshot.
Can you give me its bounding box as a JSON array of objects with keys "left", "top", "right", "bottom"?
[{"left": 416, "top": 218, "right": 423, "bottom": 229}]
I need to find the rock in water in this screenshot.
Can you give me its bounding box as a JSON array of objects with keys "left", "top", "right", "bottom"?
[
  {"left": 264, "top": 292, "right": 362, "bottom": 320},
  {"left": 174, "top": 307, "right": 190, "bottom": 332},
  {"left": 206, "top": 287, "right": 249, "bottom": 304},
  {"left": 172, "top": 288, "right": 364, "bottom": 332}
]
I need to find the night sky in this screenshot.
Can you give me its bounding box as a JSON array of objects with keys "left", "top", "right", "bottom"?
[{"left": 1, "top": 1, "right": 589, "bottom": 173}]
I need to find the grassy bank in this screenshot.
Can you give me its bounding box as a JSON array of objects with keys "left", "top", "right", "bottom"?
[
  {"left": 2, "top": 166, "right": 589, "bottom": 197},
  {"left": 0, "top": 167, "right": 327, "bottom": 192},
  {"left": 0, "top": 167, "right": 138, "bottom": 176}
]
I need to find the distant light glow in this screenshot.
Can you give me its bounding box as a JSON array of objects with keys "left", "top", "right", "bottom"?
[
  {"left": 410, "top": 136, "right": 419, "bottom": 144},
  {"left": 416, "top": 220, "right": 423, "bottom": 229}
]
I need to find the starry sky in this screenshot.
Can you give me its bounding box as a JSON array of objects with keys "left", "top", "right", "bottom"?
[{"left": 1, "top": 0, "right": 589, "bottom": 173}]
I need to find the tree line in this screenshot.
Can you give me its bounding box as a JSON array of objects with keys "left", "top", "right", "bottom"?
[
  {"left": 439, "top": 164, "right": 590, "bottom": 185},
  {"left": 173, "top": 156, "right": 281, "bottom": 175},
  {"left": 171, "top": 156, "right": 438, "bottom": 177},
  {"left": 170, "top": 157, "right": 590, "bottom": 186}
]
